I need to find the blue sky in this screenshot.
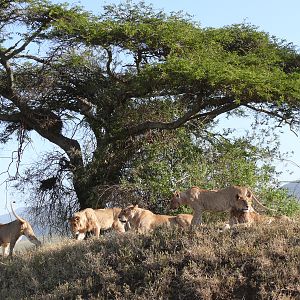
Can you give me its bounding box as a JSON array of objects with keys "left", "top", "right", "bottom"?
[{"left": 1, "top": 0, "right": 300, "bottom": 214}]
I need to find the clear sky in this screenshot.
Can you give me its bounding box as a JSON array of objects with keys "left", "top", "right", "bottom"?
[{"left": 1, "top": 0, "right": 300, "bottom": 214}]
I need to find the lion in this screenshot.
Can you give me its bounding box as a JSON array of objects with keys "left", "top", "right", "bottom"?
[
  {"left": 228, "top": 207, "right": 292, "bottom": 227},
  {"left": 118, "top": 205, "right": 193, "bottom": 233},
  {"left": 0, "top": 205, "right": 41, "bottom": 256},
  {"left": 68, "top": 207, "right": 125, "bottom": 240},
  {"left": 170, "top": 185, "right": 262, "bottom": 226},
  {"left": 175, "top": 213, "right": 194, "bottom": 228}
]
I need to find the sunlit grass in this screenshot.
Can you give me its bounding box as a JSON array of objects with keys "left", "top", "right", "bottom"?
[{"left": 1, "top": 219, "right": 299, "bottom": 299}]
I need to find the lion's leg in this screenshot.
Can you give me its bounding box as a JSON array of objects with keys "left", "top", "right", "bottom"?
[
  {"left": 136, "top": 224, "right": 148, "bottom": 234},
  {"left": 125, "top": 222, "right": 131, "bottom": 231},
  {"left": 191, "top": 211, "right": 202, "bottom": 226},
  {"left": 1, "top": 243, "right": 9, "bottom": 256},
  {"left": 76, "top": 232, "right": 86, "bottom": 240},
  {"left": 112, "top": 220, "right": 126, "bottom": 233},
  {"left": 222, "top": 223, "right": 231, "bottom": 231},
  {"left": 8, "top": 239, "right": 17, "bottom": 256},
  {"left": 93, "top": 226, "right": 101, "bottom": 238},
  {"left": 229, "top": 216, "right": 238, "bottom": 227}
]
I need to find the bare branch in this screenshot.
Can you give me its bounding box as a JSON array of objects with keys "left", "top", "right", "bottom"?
[
  {"left": 15, "top": 54, "right": 49, "bottom": 64},
  {"left": 3, "top": 39, "right": 23, "bottom": 56},
  {"left": 6, "top": 26, "right": 47, "bottom": 60},
  {"left": 245, "top": 104, "right": 290, "bottom": 122},
  {"left": 245, "top": 103, "right": 299, "bottom": 136},
  {"left": 0, "top": 113, "right": 21, "bottom": 122}
]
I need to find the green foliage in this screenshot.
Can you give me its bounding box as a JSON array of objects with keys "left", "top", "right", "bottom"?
[
  {"left": 47, "top": 2, "right": 300, "bottom": 110},
  {"left": 260, "top": 187, "right": 300, "bottom": 216},
  {"left": 120, "top": 126, "right": 293, "bottom": 215},
  {"left": 1, "top": 0, "right": 300, "bottom": 219}
]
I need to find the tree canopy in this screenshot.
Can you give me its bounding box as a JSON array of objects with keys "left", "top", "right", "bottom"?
[{"left": 1, "top": 1, "right": 300, "bottom": 227}]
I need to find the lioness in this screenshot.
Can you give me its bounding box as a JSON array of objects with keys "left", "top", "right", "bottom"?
[
  {"left": 170, "top": 186, "right": 255, "bottom": 225},
  {"left": 228, "top": 207, "right": 292, "bottom": 227},
  {"left": 69, "top": 207, "right": 125, "bottom": 240},
  {"left": 176, "top": 214, "right": 194, "bottom": 228},
  {"left": 118, "top": 205, "right": 193, "bottom": 233},
  {"left": 0, "top": 205, "right": 41, "bottom": 256}
]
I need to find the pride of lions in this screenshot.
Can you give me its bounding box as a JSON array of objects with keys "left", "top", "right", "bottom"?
[
  {"left": 0, "top": 185, "right": 293, "bottom": 256},
  {"left": 68, "top": 185, "right": 292, "bottom": 239}
]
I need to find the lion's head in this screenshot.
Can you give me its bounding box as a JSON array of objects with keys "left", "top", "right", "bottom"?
[
  {"left": 21, "top": 221, "right": 42, "bottom": 247},
  {"left": 118, "top": 205, "right": 138, "bottom": 223},
  {"left": 68, "top": 214, "right": 86, "bottom": 239},
  {"left": 233, "top": 187, "right": 253, "bottom": 212},
  {"left": 170, "top": 191, "right": 183, "bottom": 209}
]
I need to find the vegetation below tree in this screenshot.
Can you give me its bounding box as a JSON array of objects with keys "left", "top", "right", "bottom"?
[{"left": 1, "top": 221, "right": 300, "bottom": 299}]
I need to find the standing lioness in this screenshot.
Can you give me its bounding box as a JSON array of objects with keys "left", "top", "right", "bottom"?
[
  {"left": 170, "top": 185, "right": 254, "bottom": 225},
  {"left": 0, "top": 205, "right": 41, "bottom": 256}
]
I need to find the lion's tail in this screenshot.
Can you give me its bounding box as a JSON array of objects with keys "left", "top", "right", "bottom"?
[
  {"left": 251, "top": 191, "right": 277, "bottom": 212},
  {"left": 11, "top": 202, "right": 26, "bottom": 223}
]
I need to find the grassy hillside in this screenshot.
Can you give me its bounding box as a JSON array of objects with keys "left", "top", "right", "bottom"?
[{"left": 1, "top": 221, "right": 300, "bottom": 300}]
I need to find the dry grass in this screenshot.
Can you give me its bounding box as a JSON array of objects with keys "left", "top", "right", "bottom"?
[{"left": 0, "top": 220, "right": 300, "bottom": 300}]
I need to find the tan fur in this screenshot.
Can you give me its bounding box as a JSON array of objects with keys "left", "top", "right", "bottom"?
[
  {"left": 175, "top": 214, "right": 194, "bottom": 228},
  {"left": 118, "top": 205, "right": 193, "bottom": 233},
  {"left": 170, "top": 185, "right": 254, "bottom": 225},
  {"left": 68, "top": 207, "right": 125, "bottom": 240},
  {"left": 228, "top": 207, "right": 292, "bottom": 227},
  {"left": 0, "top": 206, "right": 41, "bottom": 256}
]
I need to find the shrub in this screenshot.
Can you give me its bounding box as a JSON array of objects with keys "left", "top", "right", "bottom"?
[{"left": 1, "top": 221, "right": 299, "bottom": 299}]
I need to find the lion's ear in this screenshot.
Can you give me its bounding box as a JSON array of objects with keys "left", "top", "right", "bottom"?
[
  {"left": 174, "top": 190, "right": 180, "bottom": 197},
  {"left": 246, "top": 190, "right": 252, "bottom": 198},
  {"left": 69, "top": 216, "right": 79, "bottom": 222},
  {"left": 134, "top": 204, "right": 139, "bottom": 209}
]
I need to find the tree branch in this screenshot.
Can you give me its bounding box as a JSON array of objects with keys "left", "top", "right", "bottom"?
[
  {"left": 0, "top": 109, "right": 84, "bottom": 171},
  {"left": 0, "top": 57, "right": 14, "bottom": 92},
  {"left": 105, "top": 47, "right": 114, "bottom": 77},
  {"left": 15, "top": 54, "right": 49, "bottom": 64},
  {"left": 5, "top": 26, "right": 47, "bottom": 60},
  {"left": 108, "top": 100, "right": 239, "bottom": 142},
  {"left": 244, "top": 103, "right": 297, "bottom": 124},
  {"left": 0, "top": 112, "right": 21, "bottom": 123}
]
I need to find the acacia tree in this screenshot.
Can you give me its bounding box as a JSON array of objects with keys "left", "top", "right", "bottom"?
[{"left": 1, "top": 1, "right": 300, "bottom": 216}]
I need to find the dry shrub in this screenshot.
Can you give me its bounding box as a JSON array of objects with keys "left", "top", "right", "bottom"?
[{"left": 0, "top": 221, "right": 299, "bottom": 299}]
